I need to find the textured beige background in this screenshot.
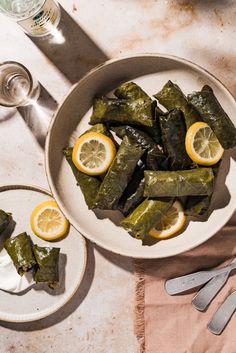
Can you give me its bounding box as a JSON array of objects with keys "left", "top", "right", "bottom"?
[{"left": 0, "top": 1, "right": 235, "bottom": 352}]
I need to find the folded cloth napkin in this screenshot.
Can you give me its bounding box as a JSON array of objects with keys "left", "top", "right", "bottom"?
[{"left": 134, "top": 212, "right": 236, "bottom": 353}]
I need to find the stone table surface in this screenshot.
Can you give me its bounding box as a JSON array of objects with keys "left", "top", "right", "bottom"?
[{"left": 0, "top": 1, "right": 235, "bottom": 352}]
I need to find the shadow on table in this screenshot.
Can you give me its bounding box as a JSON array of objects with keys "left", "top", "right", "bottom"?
[
  {"left": 17, "top": 84, "right": 58, "bottom": 149},
  {"left": 0, "top": 107, "right": 16, "bottom": 123},
  {"left": 18, "top": 5, "right": 109, "bottom": 147},
  {"left": 95, "top": 244, "right": 134, "bottom": 273},
  {"left": 0, "top": 240, "right": 95, "bottom": 331},
  {"left": 29, "top": 6, "right": 109, "bottom": 84}
]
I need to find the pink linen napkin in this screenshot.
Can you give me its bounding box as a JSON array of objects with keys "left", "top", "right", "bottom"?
[{"left": 134, "top": 212, "right": 236, "bottom": 353}]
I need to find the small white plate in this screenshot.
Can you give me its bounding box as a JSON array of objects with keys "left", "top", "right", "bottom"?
[
  {"left": 45, "top": 54, "right": 236, "bottom": 259},
  {"left": 0, "top": 185, "right": 87, "bottom": 322}
]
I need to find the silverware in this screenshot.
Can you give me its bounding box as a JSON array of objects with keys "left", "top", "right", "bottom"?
[
  {"left": 165, "top": 260, "right": 236, "bottom": 295},
  {"left": 192, "top": 258, "right": 236, "bottom": 311},
  {"left": 208, "top": 291, "right": 236, "bottom": 335}
]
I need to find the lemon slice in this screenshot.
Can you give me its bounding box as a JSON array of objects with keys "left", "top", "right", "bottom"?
[
  {"left": 149, "top": 201, "right": 186, "bottom": 239},
  {"left": 185, "top": 122, "right": 224, "bottom": 166},
  {"left": 72, "top": 132, "right": 116, "bottom": 175},
  {"left": 30, "top": 200, "right": 69, "bottom": 241}
]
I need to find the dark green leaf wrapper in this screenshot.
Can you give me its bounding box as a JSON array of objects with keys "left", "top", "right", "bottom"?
[
  {"left": 94, "top": 135, "right": 145, "bottom": 209},
  {"left": 0, "top": 210, "right": 12, "bottom": 234},
  {"left": 184, "top": 195, "right": 212, "bottom": 219},
  {"left": 114, "top": 81, "right": 151, "bottom": 101},
  {"left": 144, "top": 168, "right": 214, "bottom": 197},
  {"left": 4, "top": 233, "right": 36, "bottom": 276},
  {"left": 111, "top": 125, "right": 168, "bottom": 170},
  {"left": 90, "top": 97, "right": 154, "bottom": 127},
  {"left": 159, "top": 109, "right": 193, "bottom": 170},
  {"left": 111, "top": 125, "right": 155, "bottom": 148},
  {"left": 141, "top": 106, "right": 163, "bottom": 144},
  {"left": 110, "top": 125, "right": 127, "bottom": 139},
  {"left": 187, "top": 85, "right": 236, "bottom": 149},
  {"left": 63, "top": 147, "right": 101, "bottom": 209},
  {"left": 118, "top": 162, "right": 145, "bottom": 216},
  {"left": 121, "top": 198, "right": 174, "bottom": 240},
  {"left": 114, "top": 82, "right": 161, "bottom": 142},
  {"left": 154, "top": 80, "right": 200, "bottom": 128},
  {"left": 33, "top": 245, "right": 60, "bottom": 289},
  {"left": 184, "top": 160, "right": 222, "bottom": 219},
  {"left": 145, "top": 145, "right": 169, "bottom": 171},
  {"left": 87, "top": 123, "right": 118, "bottom": 148},
  {"left": 120, "top": 180, "right": 145, "bottom": 217}
]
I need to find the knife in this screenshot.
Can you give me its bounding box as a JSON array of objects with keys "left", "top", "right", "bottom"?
[{"left": 165, "top": 260, "right": 236, "bottom": 295}]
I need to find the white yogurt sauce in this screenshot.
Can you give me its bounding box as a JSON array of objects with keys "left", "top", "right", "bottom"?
[{"left": 0, "top": 249, "right": 34, "bottom": 293}]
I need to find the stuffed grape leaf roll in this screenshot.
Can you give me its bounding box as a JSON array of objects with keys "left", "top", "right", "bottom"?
[
  {"left": 63, "top": 147, "right": 101, "bottom": 209},
  {"left": 113, "top": 82, "right": 162, "bottom": 140},
  {"left": 111, "top": 125, "right": 168, "bottom": 170},
  {"left": 33, "top": 245, "right": 60, "bottom": 289},
  {"left": 111, "top": 125, "right": 154, "bottom": 148},
  {"left": 114, "top": 81, "right": 151, "bottom": 101},
  {"left": 114, "top": 82, "right": 157, "bottom": 138},
  {"left": 0, "top": 210, "right": 12, "bottom": 234},
  {"left": 159, "top": 109, "right": 193, "bottom": 170},
  {"left": 114, "top": 82, "right": 162, "bottom": 141},
  {"left": 4, "top": 233, "right": 36, "bottom": 276},
  {"left": 142, "top": 106, "right": 163, "bottom": 144},
  {"left": 118, "top": 163, "right": 145, "bottom": 216},
  {"left": 94, "top": 135, "right": 145, "bottom": 209},
  {"left": 184, "top": 160, "right": 222, "bottom": 218},
  {"left": 121, "top": 198, "right": 174, "bottom": 240},
  {"left": 90, "top": 97, "right": 154, "bottom": 127},
  {"left": 119, "top": 180, "right": 145, "bottom": 217},
  {"left": 187, "top": 85, "right": 236, "bottom": 149},
  {"left": 144, "top": 169, "right": 214, "bottom": 197},
  {"left": 154, "top": 80, "right": 200, "bottom": 128}
]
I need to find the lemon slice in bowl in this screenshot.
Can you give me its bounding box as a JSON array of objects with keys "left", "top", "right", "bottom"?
[
  {"left": 72, "top": 132, "right": 116, "bottom": 175},
  {"left": 185, "top": 122, "right": 224, "bottom": 166},
  {"left": 30, "top": 200, "right": 69, "bottom": 241},
  {"left": 149, "top": 201, "right": 186, "bottom": 239}
]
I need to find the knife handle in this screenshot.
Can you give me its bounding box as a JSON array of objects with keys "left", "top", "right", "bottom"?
[
  {"left": 165, "top": 268, "right": 225, "bottom": 295},
  {"left": 192, "top": 271, "right": 230, "bottom": 311},
  {"left": 208, "top": 291, "right": 236, "bottom": 335}
]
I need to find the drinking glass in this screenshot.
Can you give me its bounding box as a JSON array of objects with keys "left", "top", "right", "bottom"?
[{"left": 0, "top": 61, "right": 40, "bottom": 107}]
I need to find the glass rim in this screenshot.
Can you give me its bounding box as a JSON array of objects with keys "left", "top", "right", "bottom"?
[{"left": 0, "top": 61, "right": 34, "bottom": 107}]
